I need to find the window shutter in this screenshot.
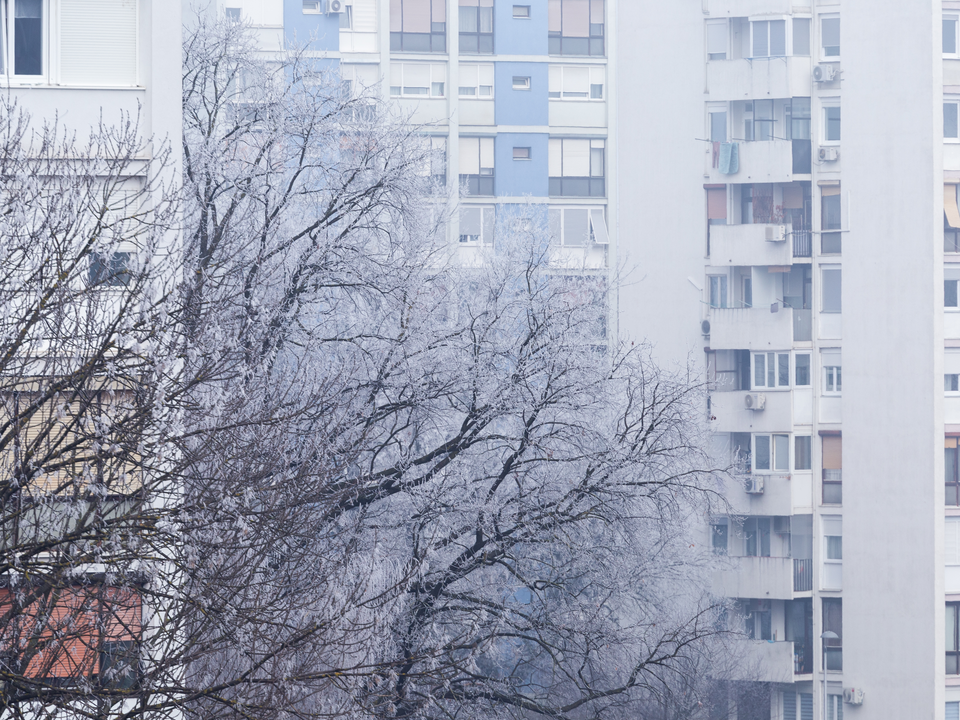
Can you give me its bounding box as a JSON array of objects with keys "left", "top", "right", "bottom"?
[
  {"left": 479, "top": 137, "right": 494, "bottom": 170},
  {"left": 564, "top": 65, "right": 589, "bottom": 94},
  {"left": 548, "top": 139, "right": 562, "bottom": 177},
  {"left": 822, "top": 435, "right": 842, "bottom": 470},
  {"left": 782, "top": 183, "right": 803, "bottom": 209},
  {"left": 707, "top": 187, "right": 727, "bottom": 220},
  {"left": 432, "top": 0, "right": 446, "bottom": 22},
  {"left": 353, "top": 0, "right": 378, "bottom": 32},
  {"left": 548, "top": 0, "right": 561, "bottom": 32},
  {"left": 947, "top": 702, "right": 960, "bottom": 720},
  {"left": 404, "top": 0, "right": 431, "bottom": 32},
  {"left": 549, "top": 65, "right": 562, "bottom": 95},
  {"left": 561, "top": 0, "right": 589, "bottom": 37},
  {"left": 562, "top": 139, "right": 590, "bottom": 177},
  {"left": 459, "top": 137, "right": 480, "bottom": 175},
  {"left": 390, "top": 0, "right": 403, "bottom": 31},
  {"left": 782, "top": 693, "right": 797, "bottom": 720},
  {"left": 799, "top": 693, "right": 813, "bottom": 720},
  {"left": 948, "top": 519, "right": 960, "bottom": 565},
  {"left": 60, "top": 0, "right": 137, "bottom": 87},
  {"left": 947, "top": 184, "right": 960, "bottom": 229}
]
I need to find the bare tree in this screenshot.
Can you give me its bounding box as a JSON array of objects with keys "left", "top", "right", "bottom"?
[{"left": 0, "top": 17, "right": 730, "bottom": 720}]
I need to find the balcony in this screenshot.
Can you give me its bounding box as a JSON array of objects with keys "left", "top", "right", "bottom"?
[
  {"left": 705, "top": 0, "right": 806, "bottom": 16},
  {"left": 705, "top": 140, "right": 810, "bottom": 185},
  {"left": 713, "top": 556, "right": 794, "bottom": 600},
  {"left": 707, "top": 306, "right": 794, "bottom": 350},
  {"left": 709, "top": 224, "right": 793, "bottom": 267},
  {"left": 709, "top": 390, "right": 792, "bottom": 433},
  {"left": 720, "top": 474, "right": 793, "bottom": 516},
  {"left": 706, "top": 56, "right": 812, "bottom": 102},
  {"left": 726, "top": 639, "right": 797, "bottom": 683}
]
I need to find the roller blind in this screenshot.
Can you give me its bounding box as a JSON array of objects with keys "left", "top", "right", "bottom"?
[
  {"left": 404, "top": 0, "right": 431, "bottom": 32},
  {"left": 947, "top": 702, "right": 960, "bottom": 720},
  {"left": 947, "top": 184, "right": 960, "bottom": 229},
  {"left": 781, "top": 184, "right": 803, "bottom": 209},
  {"left": 947, "top": 518, "right": 960, "bottom": 565},
  {"left": 822, "top": 435, "right": 842, "bottom": 470},
  {"left": 561, "top": 0, "right": 588, "bottom": 36},
  {"left": 707, "top": 187, "right": 727, "bottom": 219},
  {"left": 60, "top": 0, "right": 137, "bottom": 87},
  {"left": 947, "top": 351, "right": 960, "bottom": 375},
  {"left": 460, "top": 137, "right": 479, "bottom": 175},
  {"left": 548, "top": 0, "right": 561, "bottom": 32},
  {"left": 820, "top": 184, "right": 841, "bottom": 197},
  {"left": 479, "top": 137, "right": 494, "bottom": 170},
  {"left": 562, "top": 139, "right": 590, "bottom": 176}
]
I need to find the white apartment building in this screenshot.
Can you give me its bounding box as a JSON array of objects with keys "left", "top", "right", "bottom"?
[{"left": 618, "top": 1, "right": 947, "bottom": 718}]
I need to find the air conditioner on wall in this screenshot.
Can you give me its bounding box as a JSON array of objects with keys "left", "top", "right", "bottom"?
[
  {"left": 813, "top": 64, "right": 837, "bottom": 82},
  {"left": 744, "top": 393, "right": 766, "bottom": 410},
  {"left": 327, "top": 0, "right": 345, "bottom": 12},
  {"left": 819, "top": 147, "right": 840, "bottom": 162},
  {"left": 700, "top": 319, "right": 711, "bottom": 336},
  {"left": 843, "top": 689, "right": 865, "bottom": 706},
  {"left": 764, "top": 225, "right": 786, "bottom": 242},
  {"left": 744, "top": 476, "right": 765, "bottom": 494}
]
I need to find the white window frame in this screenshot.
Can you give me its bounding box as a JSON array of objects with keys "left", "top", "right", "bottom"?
[
  {"left": 458, "top": 204, "right": 495, "bottom": 245},
  {"left": 794, "top": 352, "right": 812, "bottom": 387},
  {"left": 0, "top": 0, "right": 48, "bottom": 83},
  {"left": 792, "top": 16, "right": 811, "bottom": 57},
  {"left": 946, "top": 14, "right": 959, "bottom": 57},
  {"left": 513, "top": 5, "right": 530, "bottom": 19},
  {"left": 458, "top": 62, "right": 494, "bottom": 98},
  {"left": 752, "top": 352, "right": 791, "bottom": 389},
  {"left": 707, "top": 273, "right": 728, "bottom": 308},
  {"left": 548, "top": 65, "right": 605, "bottom": 101},
  {"left": 512, "top": 75, "right": 531, "bottom": 90},
  {"left": 821, "top": 99, "right": 841, "bottom": 144},
  {"left": 706, "top": 19, "right": 727, "bottom": 61},
  {"left": 548, "top": 206, "right": 609, "bottom": 246},
  {"left": 822, "top": 349, "right": 841, "bottom": 395},
  {"left": 820, "top": 13, "right": 840, "bottom": 60},
  {"left": 950, "top": 278, "right": 960, "bottom": 309},
  {"left": 749, "top": 17, "right": 787, "bottom": 59},
  {"left": 754, "top": 433, "right": 790, "bottom": 473},
  {"left": 390, "top": 62, "right": 447, "bottom": 98},
  {"left": 947, "top": 374, "right": 960, "bottom": 394},
  {"left": 512, "top": 145, "right": 531, "bottom": 160}
]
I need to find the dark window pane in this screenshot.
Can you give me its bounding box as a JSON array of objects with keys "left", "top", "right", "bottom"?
[
  {"left": 822, "top": 482, "right": 842, "bottom": 504},
  {"left": 948, "top": 280, "right": 959, "bottom": 308},
  {"left": 947, "top": 19, "right": 958, "bottom": 55},
  {"left": 460, "top": 34, "right": 478, "bottom": 52},
  {"left": 478, "top": 34, "right": 494, "bottom": 53},
  {"left": 15, "top": 0, "right": 43, "bottom": 76}
]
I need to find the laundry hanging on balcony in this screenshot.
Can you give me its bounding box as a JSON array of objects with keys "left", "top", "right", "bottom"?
[{"left": 719, "top": 142, "right": 739, "bottom": 175}]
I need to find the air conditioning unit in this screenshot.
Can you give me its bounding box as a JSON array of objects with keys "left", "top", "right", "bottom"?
[
  {"left": 819, "top": 147, "right": 840, "bottom": 162},
  {"left": 744, "top": 392, "right": 766, "bottom": 411},
  {"left": 813, "top": 64, "right": 837, "bottom": 82},
  {"left": 764, "top": 224, "right": 786, "bottom": 243},
  {"left": 744, "top": 476, "right": 765, "bottom": 494},
  {"left": 843, "top": 688, "right": 865, "bottom": 706},
  {"left": 700, "top": 319, "right": 711, "bottom": 336},
  {"left": 327, "top": 0, "right": 345, "bottom": 12}
]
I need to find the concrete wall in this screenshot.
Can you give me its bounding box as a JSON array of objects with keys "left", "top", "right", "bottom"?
[{"left": 842, "top": 1, "right": 943, "bottom": 718}]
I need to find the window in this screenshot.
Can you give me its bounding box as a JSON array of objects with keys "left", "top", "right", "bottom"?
[
  {"left": 548, "top": 65, "right": 605, "bottom": 100},
  {"left": 948, "top": 102, "right": 960, "bottom": 141},
  {"left": 792, "top": 18, "right": 810, "bottom": 56},
  {"left": 826, "top": 695, "right": 843, "bottom": 720},
  {"left": 512, "top": 146, "right": 530, "bottom": 160},
  {"left": 421, "top": 135, "right": 447, "bottom": 187},
  {"left": 513, "top": 5, "right": 530, "bottom": 18},
  {"left": 459, "top": 0, "right": 493, "bottom": 54},
  {"left": 822, "top": 435, "right": 842, "bottom": 504},
  {"left": 825, "top": 535, "right": 841, "bottom": 560},
  {"left": 547, "top": 207, "right": 608, "bottom": 246},
  {"left": 709, "top": 110, "right": 727, "bottom": 142},
  {"left": 822, "top": 350, "right": 841, "bottom": 395},
  {"left": 339, "top": 5, "right": 354, "bottom": 28},
  {"left": 459, "top": 205, "right": 495, "bottom": 244},
  {"left": 948, "top": 702, "right": 960, "bottom": 720},
  {"left": 794, "top": 436, "right": 811, "bottom": 470},
  {"left": 512, "top": 75, "right": 530, "bottom": 90},
  {"left": 795, "top": 353, "right": 811, "bottom": 386},
  {"left": 786, "top": 97, "right": 811, "bottom": 140},
  {"left": 390, "top": 0, "right": 446, "bottom": 53},
  {"left": 947, "top": 184, "right": 960, "bottom": 251},
  {"left": 751, "top": 19, "right": 785, "bottom": 58},
  {"left": 548, "top": 0, "right": 605, "bottom": 57},
  {"left": 390, "top": 63, "right": 447, "bottom": 97},
  {"left": 711, "top": 518, "right": 728, "bottom": 555},
  {"left": 458, "top": 63, "right": 494, "bottom": 97},
  {"left": 948, "top": 375, "right": 959, "bottom": 393},
  {"left": 783, "top": 693, "right": 814, "bottom": 720},
  {"left": 753, "top": 352, "right": 790, "bottom": 389},
  {"left": 820, "top": 15, "right": 840, "bottom": 58},
  {"left": 822, "top": 598, "right": 842, "bottom": 671},
  {"left": 303, "top": 1, "right": 321, "bottom": 12},
  {"left": 89, "top": 252, "right": 132, "bottom": 287},
  {"left": 821, "top": 186, "right": 841, "bottom": 253},
  {"left": 708, "top": 275, "right": 728, "bottom": 308},
  {"left": 0, "top": 0, "right": 44, "bottom": 78},
  {"left": 948, "top": 278, "right": 959, "bottom": 308},
  {"left": 947, "top": 16, "right": 959, "bottom": 56},
  {"left": 459, "top": 137, "right": 494, "bottom": 196},
  {"left": 706, "top": 19, "right": 727, "bottom": 60},
  {"left": 949, "top": 602, "right": 960, "bottom": 674},
  {"left": 947, "top": 437, "right": 960, "bottom": 505},
  {"left": 549, "top": 138, "right": 605, "bottom": 197},
  {"left": 821, "top": 268, "right": 841, "bottom": 313},
  {"left": 226, "top": 6, "right": 242, "bottom": 21},
  {"left": 743, "top": 518, "right": 771, "bottom": 557},
  {"left": 743, "top": 599, "right": 772, "bottom": 639},
  {"left": 743, "top": 100, "right": 775, "bottom": 142},
  {"left": 823, "top": 105, "right": 841, "bottom": 142},
  {"left": 754, "top": 434, "right": 789, "bottom": 472}
]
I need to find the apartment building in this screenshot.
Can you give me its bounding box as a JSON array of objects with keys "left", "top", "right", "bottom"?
[
  {"left": 0, "top": 0, "right": 182, "bottom": 703},
  {"left": 213, "top": 0, "right": 616, "bottom": 302},
  {"left": 618, "top": 1, "right": 946, "bottom": 718}
]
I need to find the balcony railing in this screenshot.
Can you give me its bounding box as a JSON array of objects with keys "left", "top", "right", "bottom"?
[
  {"left": 794, "top": 639, "right": 813, "bottom": 674},
  {"left": 792, "top": 229, "right": 812, "bottom": 258},
  {"left": 793, "top": 558, "right": 813, "bottom": 592}
]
